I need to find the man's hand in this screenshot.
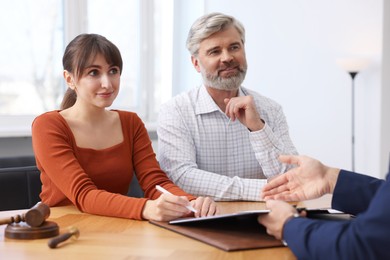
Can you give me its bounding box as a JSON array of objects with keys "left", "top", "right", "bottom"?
[
  {"left": 257, "top": 200, "right": 301, "bottom": 240},
  {"left": 224, "top": 96, "right": 264, "bottom": 131},
  {"left": 261, "top": 155, "right": 340, "bottom": 201}
]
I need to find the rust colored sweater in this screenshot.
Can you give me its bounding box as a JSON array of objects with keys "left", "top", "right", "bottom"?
[{"left": 32, "top": 110, "right": 195, "bottom": 220}]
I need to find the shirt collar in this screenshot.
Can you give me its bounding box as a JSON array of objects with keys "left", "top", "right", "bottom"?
[{"left": 195, "top": 84, "right": 245, "bottom": 116}]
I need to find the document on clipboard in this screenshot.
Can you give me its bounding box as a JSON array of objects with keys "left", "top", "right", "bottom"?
[{"left": 169, "top": 209, "right": 270, "bottom": 224}]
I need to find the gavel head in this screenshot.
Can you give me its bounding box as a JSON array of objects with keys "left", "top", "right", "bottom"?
[
  {"left": 68, "top": 226, "right": 80, "bottom": 239},
  {"left": 24, "top": 202, "right": 50, "bottom": 227}
]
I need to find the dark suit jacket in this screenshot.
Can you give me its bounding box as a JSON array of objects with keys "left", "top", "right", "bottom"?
[{"left": 283, "top": 170, "right": 390, "bottom": 260}]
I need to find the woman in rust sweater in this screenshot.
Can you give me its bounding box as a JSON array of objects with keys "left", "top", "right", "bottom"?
[{"left": 32, "top": 33, "right": 217, "bottom": 221}]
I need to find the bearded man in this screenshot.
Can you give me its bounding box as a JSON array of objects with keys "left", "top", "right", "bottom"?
[{"left": 157, "top": 12, "right": 298, "bottom": 201}]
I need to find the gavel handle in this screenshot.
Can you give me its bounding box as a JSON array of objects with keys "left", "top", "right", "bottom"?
[
  {"left": 48, "top": 232, "right": 73, "bottom": 248},
  {"left": 0, "top": 218, "right": 12, "bottom": 225},
  {"left": 0, "top": 215, "right": 24, "bottom": 226}
]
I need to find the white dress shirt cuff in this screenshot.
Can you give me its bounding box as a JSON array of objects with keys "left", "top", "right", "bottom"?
[
  {"left": 249, "top": 123, "right": 278, "bottom": 152},
  {"left": 241, "top": 178, "right": 268, "bottom": 201}
]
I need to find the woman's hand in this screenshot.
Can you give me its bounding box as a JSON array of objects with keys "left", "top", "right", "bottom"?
[
  {"left": 142, "top": 194, "right": 219, "bottom": 221},
  {"left": 142, "top": 193, "right": 193, "bottom": 221},
  {"left": 190, "top": 196, "right": 219, "bottom": 217}
]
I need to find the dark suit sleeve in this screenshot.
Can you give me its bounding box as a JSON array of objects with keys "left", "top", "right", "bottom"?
[
  {"left": 282, "top": 172, "right": 390, "bottom": 260},
  {"left": 331, "top": 170, "right": 384, "bottom": 215}
]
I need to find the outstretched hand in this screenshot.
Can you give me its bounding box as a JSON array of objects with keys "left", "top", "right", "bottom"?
[{"left": 261, "top": 155, "right": 340, "bottom": 201}]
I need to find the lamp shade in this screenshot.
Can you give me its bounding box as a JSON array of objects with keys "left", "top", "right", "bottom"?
[{"left": 336, "top": 58, "right": 370, "bottom": 72}]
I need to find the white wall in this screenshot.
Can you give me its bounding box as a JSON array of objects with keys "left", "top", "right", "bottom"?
[
  {"left": 173, "top": 0, "right": 385, "bottom": 178},
  {"left": 380, "top": 0, "right": 390, "bottom": 176}
]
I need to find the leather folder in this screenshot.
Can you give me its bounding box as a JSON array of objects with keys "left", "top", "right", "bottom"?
[{"left": 149, "top": 211, "right": 284, "bottom": 251}]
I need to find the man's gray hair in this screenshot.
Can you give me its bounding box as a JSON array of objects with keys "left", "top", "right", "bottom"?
[{"left": 186, "top": 12, "right": 245, "bottom": 56}]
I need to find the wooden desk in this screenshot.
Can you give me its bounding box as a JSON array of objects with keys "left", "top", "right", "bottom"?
[{"left": 0, "top": 195, "right": 331, "bottom": 259}]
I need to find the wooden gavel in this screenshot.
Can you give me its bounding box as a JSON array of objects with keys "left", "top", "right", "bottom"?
[
  {"left": 48, "top": 226, "right": 80, "bottom": 248},
  {"left": 0, "top": 202, "right": 50, "bottom": 227}
]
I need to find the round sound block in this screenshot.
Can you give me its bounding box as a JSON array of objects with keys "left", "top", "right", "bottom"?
[{"left": 5, "top": 221, "right": 59, "bottom": 240}]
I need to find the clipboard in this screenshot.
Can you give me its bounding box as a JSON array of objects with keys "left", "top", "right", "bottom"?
[
  {"left": 149, "top": 209, "right": 284, "bottom": 251},
  {"left": 149, "top": 207, "right": 353, "bottom": 251}
]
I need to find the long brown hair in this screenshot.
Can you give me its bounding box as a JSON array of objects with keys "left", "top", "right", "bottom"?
[{"left": 60, "top": 34, "right": 123, "bottom": 109}]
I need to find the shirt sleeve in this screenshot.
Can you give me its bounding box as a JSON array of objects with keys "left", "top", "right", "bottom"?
[
  {"left": 157, "top": 101, "right": 266, "bottom": 201},
  {"left": 32, "top": 112, "right": 195, "bottom": 220},
  {"left": 283, "top": 173, "right": 390, "bottom": 260},
  {"left": 249, "top": 104, "right": 298, "bottom": 178}
]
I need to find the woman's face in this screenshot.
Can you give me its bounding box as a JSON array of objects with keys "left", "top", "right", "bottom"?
[{"left": 73, "top": 54, "right": 120, "bottom": 109}]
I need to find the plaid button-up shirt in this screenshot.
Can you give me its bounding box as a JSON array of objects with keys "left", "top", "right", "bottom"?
[{"left": 157, "top": 85, "right": 297, "bottom": 201}]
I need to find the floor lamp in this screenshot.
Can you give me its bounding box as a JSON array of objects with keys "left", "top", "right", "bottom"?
[
  {"left": 337, "top": 58, "right": 369, "bottom": 172},
  {"left": 349, "top": 71, "right": 358, "bottom": 172}
]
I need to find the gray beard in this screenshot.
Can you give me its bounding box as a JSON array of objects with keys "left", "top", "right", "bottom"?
[{"left": 202, "top": 69, "right": 246, "bottom": 91}]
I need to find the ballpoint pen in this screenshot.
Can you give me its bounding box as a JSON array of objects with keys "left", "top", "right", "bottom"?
[{"left": 155, "top": 185, "right": 197, "bottom": 213}]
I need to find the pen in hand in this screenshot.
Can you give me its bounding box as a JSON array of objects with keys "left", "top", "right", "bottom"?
[{"left": 155, "top": 185, "right": 197, "bottom": 213}]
